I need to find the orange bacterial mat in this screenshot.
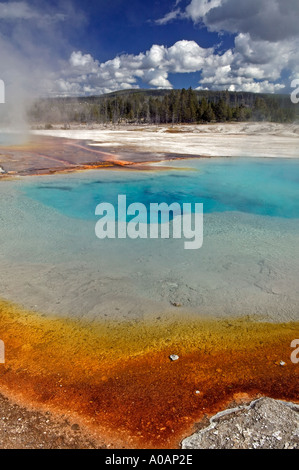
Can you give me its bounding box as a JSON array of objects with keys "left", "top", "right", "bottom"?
[{"left": 0, "top": 299, "right": 298, "bottom": 448}]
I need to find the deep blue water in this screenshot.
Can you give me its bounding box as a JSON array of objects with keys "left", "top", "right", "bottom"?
[{"left": 22, "top": 158, "right": 299, "bottom": 220}]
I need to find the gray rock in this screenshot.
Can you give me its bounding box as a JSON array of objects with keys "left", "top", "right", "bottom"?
[{"left": 181, "top": 397, "right": 299, "bottom": 449}]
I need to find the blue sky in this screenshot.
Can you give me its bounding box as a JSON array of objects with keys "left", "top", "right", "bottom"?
[
  {"left": 0, "top": 0, "right": 298, "bottom": 97},
  {"left": 70, "top": 1, "right": 224, "bottom": 60}
]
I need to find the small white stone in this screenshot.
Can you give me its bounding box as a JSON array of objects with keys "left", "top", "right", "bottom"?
[
  {"left": 280, "top": 361, "right": 286, "bottom": 366},
  {"left": 169, "top": 354, "right": 179, "bottom": 361}
]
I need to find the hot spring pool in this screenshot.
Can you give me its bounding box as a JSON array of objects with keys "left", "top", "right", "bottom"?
[{"left": 0, "top": 157, "right": 298, "bottom": 323}]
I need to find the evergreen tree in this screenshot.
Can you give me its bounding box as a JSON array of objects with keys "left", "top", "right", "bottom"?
[{"left": 28, "top": 89, "right": 296, "bottom": 125}]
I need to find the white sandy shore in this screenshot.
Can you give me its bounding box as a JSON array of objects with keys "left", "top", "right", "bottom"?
[{"left": 33, "top": 122, "right": 299, "bottom": 159}]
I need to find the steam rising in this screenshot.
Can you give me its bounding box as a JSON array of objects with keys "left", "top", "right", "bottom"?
[
  {"left": 0, "top": 14, "right": 40, "bottom": 141},
  {"left": 0, "top": 41, "right": 32, "bottom": 143},
  {"left": 0, "top": 1, "right": 86, "bottom": 144}
]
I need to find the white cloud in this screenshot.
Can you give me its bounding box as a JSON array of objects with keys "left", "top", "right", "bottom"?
[
  {"left": 167, "top": 40, "right": 213, "bottom": 72},
  {"left": 227, "top": 81, "right": 285, "bottom": 94},
  {"left": 46, "top": 31, "right": 297, "bottom": 97},
  {"left": 48, "top": 40, "right": 217, "bottom": 96},
  {"left": 0, "top": 1, "right": 66, "bottom": 23},
  {"left": 0, "top": 1, "right": 37, "bottom": 19},
  {"left": 152, "top": 0, "right": 299, "bottom": 94},
  {"left": 155, "top": 8, "right": 181, "bottom": 25},
  {"left": 69, "top": 51, "right": 99, "bottom": 73},
  {"left": 155, "top": 0, "right": 186, "bottom": 25},
  {"left": 195, "top": 32, "right": 298, "bottom": 92},
  {"left": 203, "top": 0, "right": 299, "bottom": 42},
  {"left": 1, "top": 0, "right": 295, "bottom": 99},
  {"left": 185, "top": 0, "right": 222, "bottom": 21},
  {"left": 145, "top": 71, "right": 172, "bottom": 88},
  {"left": 181, "top": 0, "right": 299, "bottom": 42}
]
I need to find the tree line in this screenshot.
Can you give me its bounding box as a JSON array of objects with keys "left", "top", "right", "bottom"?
[{"left": 29, "top": 88, "right": 297, "bottom": 126}]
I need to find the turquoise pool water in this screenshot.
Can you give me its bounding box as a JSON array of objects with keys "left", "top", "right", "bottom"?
[
  {"left": 23, "top": 158, "right": 299, "bottom": 220},
  {"left": 1, "top": 156, "right": 299, "bottom": 322}
]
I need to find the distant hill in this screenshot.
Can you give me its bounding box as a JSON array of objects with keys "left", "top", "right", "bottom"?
[{"left": 28, "top": 88, "right": 297, "bottom": 126}]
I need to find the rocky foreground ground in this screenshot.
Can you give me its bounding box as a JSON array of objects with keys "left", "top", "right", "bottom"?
[
  {"left": 182, "top": 397, "right": 299, "bottom": 450},
  {"left": 0, "top": 393, "right": 99, "bottom": 449},
  {"left": 0, "top": 393, "right": 298, "bottom": 449}
]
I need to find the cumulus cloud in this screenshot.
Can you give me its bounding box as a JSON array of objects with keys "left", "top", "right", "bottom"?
[
  {"left": 195, "top": 0, "right": 299, "bottom": 42},
  {"left": 167, "top": 0, "right": 299, "bottom": 42},
  {"left": 185, "top": 0, "right": 222, "bottom": 21},
  {"left": 1, "top": 0, "right": 297, "bottom": 101},
  {"left": 48, "top": 40, "right": 216, "bottom": 96},
  {"left": 198, "top": 32, "right": 299, "bottom": 92},
  {"left": 48, "top": 30, "right": 296, "bottom": 97},
  {"left": 153, "top": 0, "right": 299, "bottom": 93}
]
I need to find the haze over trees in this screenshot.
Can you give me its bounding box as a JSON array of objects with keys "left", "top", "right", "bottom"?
[{"left": 29, "top": 88, "right": 297, "bottom": 127}]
